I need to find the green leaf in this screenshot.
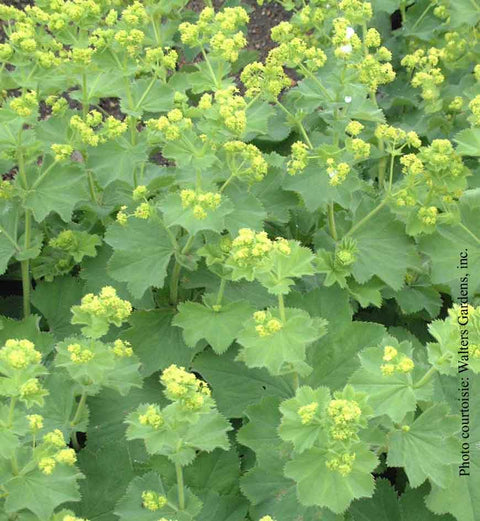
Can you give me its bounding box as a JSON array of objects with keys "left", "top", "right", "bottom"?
[
  {"left": 172, "top": 298, "right": 253, "bottom": 354},
  {"left": 349, "top": 479, "right": 402, "bottom": 521},
  {"left": 454, "top": 128, "right": 480, "bottom": 157},
  {"left": 105, "top": 218, "right": 175, "bottom": 298},
  {"left": 419, "top": 196, "right": 480, "bottom": 294},
  {"left": 31, "top": 276, "right": 85, "bottom": 339},
  {"left": 115, "top": 471, "right": 202, "bottom": 521},
  {"left": 197, "top": 492, "right": 248, "bottom": 521},
  {"left": 349, "top": 340, "right": 432, "bottom": 422},
  {"left": 223, "top": 184, "right": 267, "bottom": 235},
  {"left": 278, "top": 386, "right": 331, "bottom": 453},
  {"left": 74, "top": 441, "right": 146, "bottom": 521},
  {"left": 0, "top": 206, "right": 19, "bottom": 274},
  {"left": 79, "top": 245, "right": 154, "bottom": 309},
  {"left": 283, "top": 163, "right": 361, "bottom": 212},
  {"left": 0, "top": 315, "right": 54, "bottom": 357},
  {"left": 88, "top": 139, "right": 148, "bottom": 188},
  {"left": 193, "top": 349, "right": 291, "bottom": 418},
  {"left": 351, "top": 205, "right": 420, "bottom": 291},
  {"left": 160, "top": 193, "right": 234, "bottom": 235},
  {"left": 236, "top": 307, "right": 327, "bottom": 376},
  {"left": 387, "top": 403, "right": 459, "bottom": 488},
  {"left": 4, "top": 465, "right": 83, "bottom": 521},
  {"left": 256, "top": 242, "right": 316, "bottom": 295},
  {"left": 121, "top": 309, "right": 193, "bottom": 377},
  {"left": 24, "top": 163, "right": 89, "bottom": 223},
  {"left": 284, "top": 445, "right": 378, "bottom": 513},
  {"left": 121, "top": 80, "right": 174, "bottom": 116}
]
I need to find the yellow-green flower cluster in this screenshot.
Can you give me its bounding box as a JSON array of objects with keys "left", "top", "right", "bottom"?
[
  {"left": 67, "top": 343, "right": 94, "bottom": 364},
  {"left": 448, "top": 96, "right": 463, "bottom": 112},
  {"left": 348, "top": 138, "right": 371, "bottom": 160},
  {"left": 0, "top": 339, "right": 41, "bottom": 369},
  {"left": 0, "top": 43, "right": 13, "bottom": 61},
  {"left": 215, "top": 87, "right": 247, "bottom": 134},
  {"left": 133, "top": 202, "right": 152, "bottom": 220},
  {"left": 132, "top": 185, "right": 148, "bottom": 201},
  {"left": 339, "top": 0, "right": 373, "bottom": 24},
  {"left": 267, "top": 37, "right": 327, "bottom": 72},
  {"left": 180, "top": 189, "right": 222, "bottom": 220},
  {"left": 345, "top": 120, "right": 364, "bottom": 136},
  {"left": 287, "top": 141, "right": 309, "bottom": 175},
  {"left": 10, "top": 90, "right": 38, "bottom": 117},
  {"left": 332, "top": 19, "right": 361, "bottom": 59},
  {"left": 74, "top": 286, "right": 132, "bottom": 327},
  {"left": 142, "top": 490, "right": 167, "bottom": 511},
  {"left": 179, "top": 6, "right": 249, "bottom": 61},
  {"left": 401, "top": 48, "right": 444, "bottom": 103},
  {"left": 417, "top": 206, "right": 438, "bottom": 226},
  {"left": 327, "top": 398, "right": 362, "bottom": 441},
  {"left": 51, "top": 144, "right": 73, "bottom": 161},
  {"left": 160, "top": 364, "right": 211, "bottom": 410},
  {"left": 356, "top": 52, "right": 395, "bottom": 92},
  {"left": 241, "top": 61, "right": 291, "bottom": 100},
  {"left": 121, "top": 1, "right": 148, "bottom": 27},
  {"left": 400, "top": 153, "right": 424, "bottom": 177},
  {"left": 326, "top": 158, "right": 351, "bottom": 186},
  {"left": 468, "top": 95, "right": 480, "bottom": 126},
  {"left": 138, "top": 404, "right": 164, "bottom": 429},
  {"left": 19, "top": 378, "right": 48, "bottom": 403},
  {"left": 69, "top": 113, "right": 100, "bottom": 146},
  {"left": 297, "top": 401, "right": 319, "bottom": 425},
  {"left": 326, "top": 451, "right": 356, "bottom": 477},
  {"left": 46, "top": 95, "right": 68, "bottom": 116},
  {"left": 27, "top": 413, "right": 44, "bottom": 430},
  {"left": 38, "top": 430, "right": 77, "bottom": 475},
  {"left": 229, "top": 229, "right": 291, "bottom": 269},
  {"left": 223, "top": 141, "right": 268, "bottom": 183},
  {"left": 380, "top": 345, "right": 414, "bottom": 375},
  {"left": 114, "top": 28, "right": 145, "bottom": 56},
  {"left": 143, "top": 46, "right": 178, "bottom": 72},
  {"left": 259, "top": 516, "right": 275, "bottom": 521},
  {"left": 375, "top": 125, "right": 421, "bottom": 148},
  {"left": 253, "top": 310, "right": 283, "bottom": 337},
  {"left": 0, "top": 180, "right": 14, "bottom": 200},
  {"left": 146, "top": 109, "right": 192, "bottom": 141},
  {"left": 442, "top": 31, "right": 467, "bottom": 63}
]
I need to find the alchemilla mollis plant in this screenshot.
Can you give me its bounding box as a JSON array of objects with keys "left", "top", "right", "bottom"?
[{"left": 0, "top": 0, "right": 479, "bottom": 519}]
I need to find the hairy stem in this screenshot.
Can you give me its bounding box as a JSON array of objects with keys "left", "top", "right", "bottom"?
[
  {"left": 175, "top": 463, "right": 185, "bottom": 510},
  {"left": 328, "top": 203, "right": 338, "bottom": 241}
]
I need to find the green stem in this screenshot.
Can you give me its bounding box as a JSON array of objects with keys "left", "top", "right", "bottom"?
[
  {"left": 8, "top": 397, "right": 17, "bottom": 427},
  {"left": 82, "top": 72, "right": 88, "bottom": 119},
  {"left": 215, "top": 278, "right": 226, "bottom": 306},
  {"left": 458, "top": 223, "right": 480, "bottom": 246},
  {"left": 378, "top": 139, "right": 386, "bottom": 189},
  {"left": 292, "top": 372, "right": 299, "bottom": 392},
  {"left": 87, "top": 170, "right": 97, "bottom": 203},
  {"left": 169, "top": 235, "right": 195, "bottom": 306},
  {"left": 201, "top": 48, "right": 219, "bottom": 89},
  {"left": 388, "top": 152, "right": 396, "bottom": 191},
  {"left": 175, "top": 463, "right": 185, "bottom": 510},
  {"left": 21, "top": 209, "right": 31, "bottom": 320},
  {"left": 400, "top": 1, "right": 407, "bottom": 23},
  {"left": 170, "top": 262, "right": 182, "bottom": 306},
  {"left": 328, "top": 203, "right": 338, "bottom": 241},
  {"left": 413, "top": 366, "right": 437, "bottom": 389},
  {"left": 344, "top": 197, "right": 388, "bottom": 238},
  {"left": 219, "top": 173, "right": 235, "bottom": 193},
  {"left": 71, "top": 391, "right": 88, "bottom": 427},
  {"left": 276, "top": 101, "right": 313, "bottom": 148},
  {"left": 298, "top": 64, "right": 333, "bottom": 101},
  {"left": 412, "top": 2, "right": 434, "bottom": 30}
]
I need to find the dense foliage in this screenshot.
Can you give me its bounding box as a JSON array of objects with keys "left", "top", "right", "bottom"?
[{"left": 0, "top": 0, "right": 479, "bottom": 520}]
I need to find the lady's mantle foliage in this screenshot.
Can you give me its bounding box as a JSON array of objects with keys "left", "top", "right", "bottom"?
[{"left": 0, "top": 0, "right": 479, "bottom": 520}]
